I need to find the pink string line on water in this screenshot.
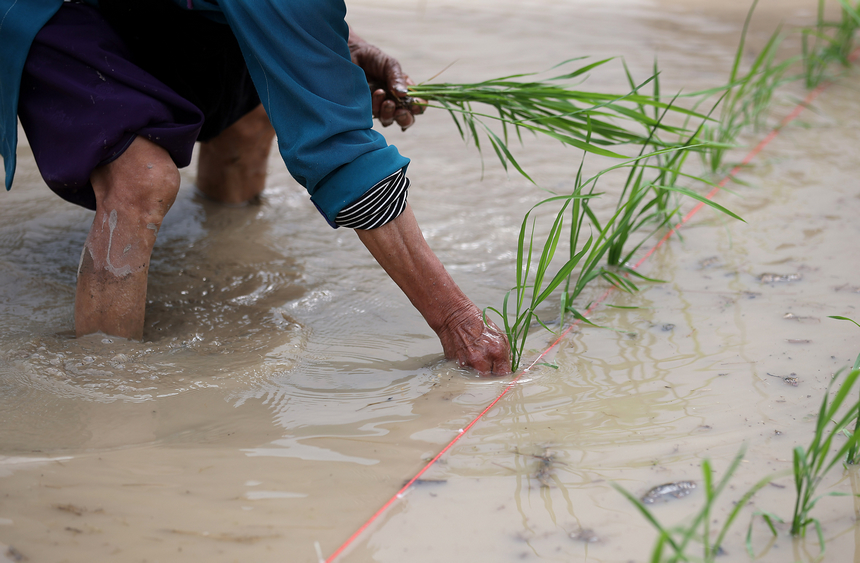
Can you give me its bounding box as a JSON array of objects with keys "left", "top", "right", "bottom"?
[{"left": 324, "top": 65, "right": 845, "bottom": 563}]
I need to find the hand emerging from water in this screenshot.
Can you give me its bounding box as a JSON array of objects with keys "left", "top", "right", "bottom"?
[
  {"left": 348, "top": 29, "right": 424, "bottom": 130},
  {"left": 436, "top": 304, "right": 512, "bottom": 376}
]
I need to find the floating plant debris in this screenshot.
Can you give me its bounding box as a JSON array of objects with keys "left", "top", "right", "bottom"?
[{"left": 768, "top": 372, "right": 799, "bottom": 386}]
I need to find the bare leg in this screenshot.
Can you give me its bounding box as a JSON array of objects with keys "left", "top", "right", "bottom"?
[
  {"left": 76, "top": 137, "right": 180, "bottom": 340},
  {"left": 196, "top": 104, "right": 276, "bottom": 204}
]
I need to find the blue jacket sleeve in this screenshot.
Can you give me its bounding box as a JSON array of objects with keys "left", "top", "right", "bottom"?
[
  {"left": 0, "top": 0, "right": 64, "bottom": 191},
  {"left": 216, "top": 0, "right": 410, "bottom": 227}
]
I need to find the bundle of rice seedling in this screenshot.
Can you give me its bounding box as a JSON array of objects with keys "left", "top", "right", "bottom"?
[{"left": 386, "top": 58, "right": 707, "bottom": 184}]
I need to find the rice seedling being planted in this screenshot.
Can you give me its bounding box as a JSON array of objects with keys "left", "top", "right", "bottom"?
[{"left": 486, "top": 142, "right": 742, "bottom": 372}]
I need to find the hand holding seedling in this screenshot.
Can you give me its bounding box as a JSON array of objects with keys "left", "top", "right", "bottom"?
[
  {"left": 436, "top": 307, "right": 511, "bottom": 376},
  {"left": 348, "top": 29, "right": 424, "bottom": 130},
  {"left": 356, "top": 205, "right": 512, "bottom": 376}
]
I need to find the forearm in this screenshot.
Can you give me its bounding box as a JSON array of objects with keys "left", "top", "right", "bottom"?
[
  {"left": 355, "top": 204, "right": 470, "bottom": 332},
  {"left": 355, "top": 204, "right": 512, "bottom": 375}
]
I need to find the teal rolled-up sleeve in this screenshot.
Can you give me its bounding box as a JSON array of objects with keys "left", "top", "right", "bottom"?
[
  {"left": 216, "top": 0, "right": 410, "bottom": 227},
  {"left": 0, "top": 0, "right": 64, "bottom": 191}
]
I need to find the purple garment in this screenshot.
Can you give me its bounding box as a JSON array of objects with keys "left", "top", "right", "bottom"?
[{"left": 18, "top": 3, "right": 204, "bottom": 210}]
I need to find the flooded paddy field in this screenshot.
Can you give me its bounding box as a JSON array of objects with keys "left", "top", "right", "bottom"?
[{"left": 2, "top": 1, "right": 860, "bottom": 562}]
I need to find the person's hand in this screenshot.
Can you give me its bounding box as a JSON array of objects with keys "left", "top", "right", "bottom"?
[
  {"left": 348, "top": 29, "right": 425, "bottom": 130},
  {"left": 436, "top": 305, "right": 512, "bottom": 376}
]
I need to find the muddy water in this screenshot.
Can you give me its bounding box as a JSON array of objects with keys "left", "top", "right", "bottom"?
[{"left": 1, "top": 1, "right": 860, "bottom": 562}]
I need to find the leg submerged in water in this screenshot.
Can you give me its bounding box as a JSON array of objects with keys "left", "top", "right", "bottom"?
[
  {"left": 76, "top": 136, "right": 180, "bottom": 340},
  {"left": 196, "top": 104, "right": 275, "bottom": 205}
]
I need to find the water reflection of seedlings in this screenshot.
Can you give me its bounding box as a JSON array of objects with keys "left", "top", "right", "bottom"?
[
  {"left": 767, "top": 372, "right": 799, "bottom": 386},
  {"left": 640, "top": 481, "right": 696, "bottom": 504}
]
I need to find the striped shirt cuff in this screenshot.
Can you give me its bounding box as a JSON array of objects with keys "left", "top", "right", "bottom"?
[{"left": 334, "top": 168, "right": 410, "bottom": 229}]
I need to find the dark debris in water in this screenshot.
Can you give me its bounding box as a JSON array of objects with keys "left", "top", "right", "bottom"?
[
  {"left": 834, "top": 283, "right": 860, "bottom": 293},
  {"left": 53, "top": 503, "right": 102, "bottom": 516},
  {"left": 164, "top": 529, "right": 281, "bottom": 544},
  {"left": 569, "top": 528, "right": 600, "bottom": 543},
  {"left": 514, "top": 446, "right": 565, "bottom": 488},
  {"left": 641, "top": 481, "right": 696, "bottom": 504},
  {"left": 767, "top": 372, "right": 799, "bottom": 386},
  {"left": 404, "top": 478, "right": 447, "bottom": 487},
  {"left": 4, "top": 546, "right": 26, "bottom": 562}
]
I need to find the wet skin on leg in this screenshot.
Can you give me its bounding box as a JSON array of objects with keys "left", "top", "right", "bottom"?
[
  {"left": 196, "top": 104, "right": 276, "bottom": 204},
  {"left": 76, "top": 136, "right": 180, "bottom": 340},
  {"left": 76, "top": 106, "right": 275, "bottom": 339}
]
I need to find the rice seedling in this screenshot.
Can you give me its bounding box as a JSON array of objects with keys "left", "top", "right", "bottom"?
[
  {"left": 602, "top": 64, "right": 724, "bottom": 270},
  {"left": 696, "top": 0, "right": 795, "bottom": 175},
  {"left": 487, "top": 142, "right": 742, "bottom": 372},
  {"left": 404, "top": 58, "right": 708, "bottom": 185},
  {"left": 801, "top": 0, "right": 860, "bottom": 89},
  {"left": 828, "top": 315, "right": 860, "bottom": 464},
  {"left": 768, "top": 368, "right": 860, "bottom": 548},
  {"left": 612, "top": 445, "right": 781, "bottom": 562},
  {"left": 745, "top": 367, "right": 860, "bottom": 558}
]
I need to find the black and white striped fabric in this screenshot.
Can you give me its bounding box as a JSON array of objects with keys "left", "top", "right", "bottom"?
[{"left": 334, "top": 168, "right": 410, "bottom": 230}]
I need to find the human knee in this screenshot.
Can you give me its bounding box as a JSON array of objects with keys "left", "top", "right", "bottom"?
[
  {"left": 92, "top": 138, "right": 181, "bottom": 223},
  {"left": 226, "top": 104, "right": 274, "bottom": 145}
]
